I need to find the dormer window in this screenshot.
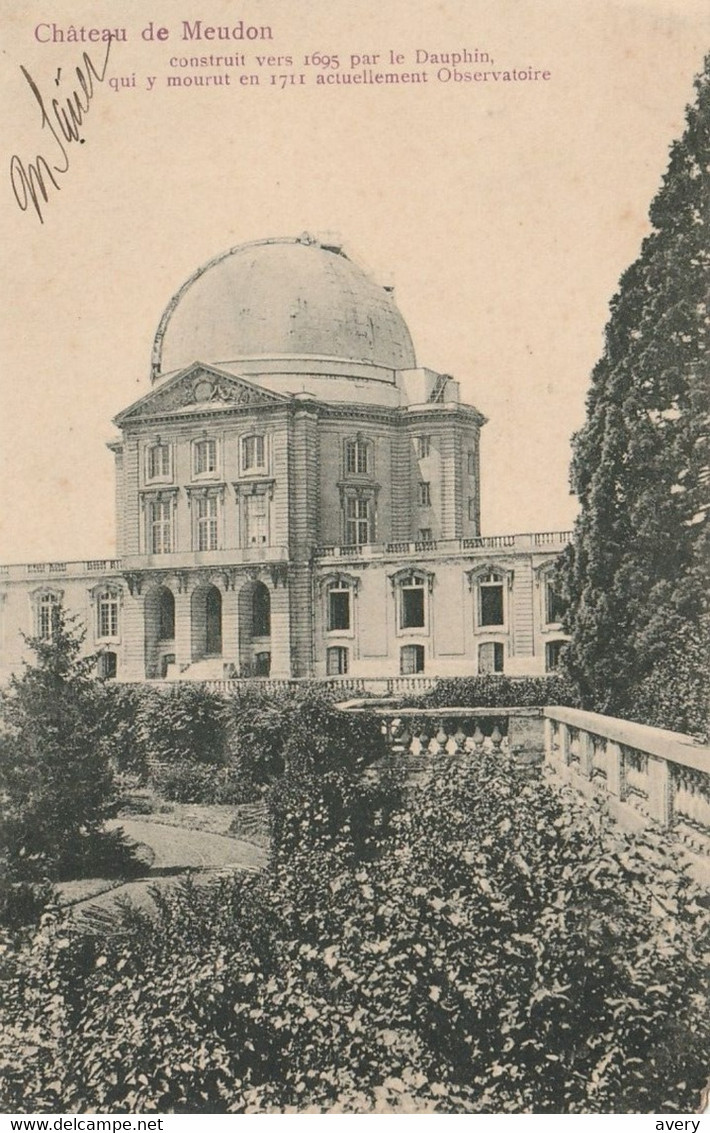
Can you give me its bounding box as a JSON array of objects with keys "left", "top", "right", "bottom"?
[
  {"left": 193, "top": 438, "right": 218, "bottom": 478},
  {"left": 345, "top": 437, "right": 370, "bottom": 476},
  {"left": 242, "top": 434, "right": 266, "bottom": 473},
  {"left": 146, "top": 441, "right": 172, "bottom": 483}
]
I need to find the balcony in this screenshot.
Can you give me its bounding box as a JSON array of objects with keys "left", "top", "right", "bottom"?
[
  {"left": 314, "top": 531, "right": 573, "bottom": 560},
  {"left": 116, "top": 546, "right": 290, "bottom": 571}
]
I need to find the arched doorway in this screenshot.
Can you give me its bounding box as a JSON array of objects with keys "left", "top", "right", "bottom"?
[
  {"left": 144, "top": 585, "right": 175, "bottom": 678},
  {"left": 191, "top": 584, "right": 222, "bottom": 660},
  {"left": 238, "top": 579, "right": 271, "bottom": 676}
]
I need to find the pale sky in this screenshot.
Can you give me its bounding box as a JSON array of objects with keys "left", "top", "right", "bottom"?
[{"left": 1, "top": 0, "right": 708, "bottom": 561}]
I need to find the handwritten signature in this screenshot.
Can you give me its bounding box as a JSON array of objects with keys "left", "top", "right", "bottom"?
[{"left": 9, "top": 35, "right": 113, "bottom": 224}]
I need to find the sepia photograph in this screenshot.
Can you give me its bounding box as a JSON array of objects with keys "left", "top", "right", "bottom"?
[{"left": 0, "top": 0, "right": 708, "bottom": 1118}]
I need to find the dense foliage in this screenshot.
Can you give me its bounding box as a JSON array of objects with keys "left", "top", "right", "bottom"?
[
  {"left": 2, "top": 753, "right": 708, "bottom": 1114},
  {"left": 0, "top": 611, "right": 139, "bottom": 925},
  {"left": 557, "top": 55, "right": 710, "bottom": 736},
  {"left": 409, "top": 675, "right": 579, "bottom": 709}
]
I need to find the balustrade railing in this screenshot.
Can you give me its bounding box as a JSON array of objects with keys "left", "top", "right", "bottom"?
[{"left": 544, "top": 707, "right": 710, "bottom": 868}]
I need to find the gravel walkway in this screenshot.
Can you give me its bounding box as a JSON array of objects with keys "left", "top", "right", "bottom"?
[{"left": 62, "top": 818, "right": 267, "bottom": 923}]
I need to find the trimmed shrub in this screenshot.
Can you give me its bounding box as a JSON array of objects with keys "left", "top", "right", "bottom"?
[
  {"left": 139, "top": 685, "right": 229, "bottom": 767},
  {"left": 411, "top": 675, "right": 580, "bottom": 709}
]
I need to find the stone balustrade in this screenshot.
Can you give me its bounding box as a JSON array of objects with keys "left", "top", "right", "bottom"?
[
  {"left": 314, "top": 530, "right": 573, "bottom": 560},
  {"left": 544, "top": 706, "right": 710, "bottom": 878}
]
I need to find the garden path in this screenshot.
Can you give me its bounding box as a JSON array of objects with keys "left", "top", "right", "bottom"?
[{"left": 59, "top": 818, "right": 267, "bottom": 924}]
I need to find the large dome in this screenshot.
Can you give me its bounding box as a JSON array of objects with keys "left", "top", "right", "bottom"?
[{"left": 152, "top": 236, "right": 417, "bottom": 379}]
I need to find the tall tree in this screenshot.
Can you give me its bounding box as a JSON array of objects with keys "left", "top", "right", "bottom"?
[{"left": 558, "top": 55, "right": 710, "bottom": 735}]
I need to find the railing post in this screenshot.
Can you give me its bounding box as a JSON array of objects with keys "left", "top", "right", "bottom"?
[
  {"left": 647, "top": 755, "right": 673, "bottom": 827},
  {"left": 544, "top": 717, "right": 555, "bottom": 765},
  {"left": 578, "top": 730, "right": 593, "bottom": 779},
  {"left": 558, "top": 723, "right": 570, "bottom": 766},
  {"left": 606, "top": 741, "right": 623, "bottom": 798}
]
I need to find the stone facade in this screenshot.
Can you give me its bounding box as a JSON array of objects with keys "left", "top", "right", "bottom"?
[{"left": 0, "top": 236, "right": 570, "bottom": 682}]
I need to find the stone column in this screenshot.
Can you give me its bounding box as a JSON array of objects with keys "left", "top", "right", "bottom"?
[
  {"left": 606, "top": 740, "right": 623, "bottom": 799},
  {"left": 120, "top": 589, "right": 146, "bottom": 680},
  {"left": 270, "top": 581, "right": 292, "bottom": 678}
]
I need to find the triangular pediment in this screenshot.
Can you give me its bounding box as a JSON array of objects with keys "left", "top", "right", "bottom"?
[{"left": 114, "top": 363, "right": 289, "bottom": 425}]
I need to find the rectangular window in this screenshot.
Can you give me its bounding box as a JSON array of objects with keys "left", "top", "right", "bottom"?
[
  {"left": 98, "top": 591, "right": 119, "bottom": 638},
  {"left": 327, "top": 646, "right": 349, "bottom": 675},
  {"left": 245, "top": 493, "right": 268, "bottom": 545},
  {"left": 545, "top": 580, "right": 565, "bottom": 624},
  {"left": 345, "top": 439, "right": 369, "bottom": 475},
  {"left": 37, "top": 595, "right": 59, "bottom": 640},
  {"left": 345, "top": 497, "right": 370, "bottom": 545},
  {"left": 479, "top": 641, "right": 504, "bottom": 674},
  {"left": 193, "top": 438, "right": 217, "bottom": 477},
  {"left": 418, "top": 482, "right": 431, "bottom": 507},
  {"left": 480, "top": 581, "right": 504, "bottom": 626},
  {"left": 468, "top": 498, "right": 476, "bottom": 522},
  {"left": 328, "top": 588, "right": 350, "bottom": 631},
  {"left": 149, "top": 499, "right": 173, "bottom": 554},
  {"left": 416, "top": 435, "right": 431, "bottom": 458},
  {"left": 400, "top": 644, "right": 425, "bottom": 675},
  {"left": 242, "top": 435, "right": 266, "bottom": 472},
  {"left": 196, "top": 495, "right": 219, "bottom": 551},
  {"left": 467, "top": 450, "right": 476, "bottom": 476},
  {"left": 147, "top": 443, "right": 171, "bottom": 482},
  {"left": 418, "top": 528, "right": 433, "bottom": 542},
  {"left": 401, "top": 585, "right": 425, "bottom": 629}
]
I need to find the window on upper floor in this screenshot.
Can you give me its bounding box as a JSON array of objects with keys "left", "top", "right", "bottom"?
[
  {"left": 478, "top": 641, "right": 504, "bottom": 674},
  {"left": 327, "top": 646, "right": 349, "bottom": 676},
  {"left": 242, "top": 434, "right": 266, "bottom": 473},
  {"left": 400, "top": 643, "right": 425, "bottom": 675},
  {"left": 399, "top": 572, "right": 426, "bottom": 630},
  {"left": 195, "top": 494, "right": 219, "bottom": 552},
  {"left": 245, "top": 492, "right": 269, "bottom": 546},
  {"left": 418, "top": 528, "right": 433, "bottom": 543},
  {"left": 252, "top": 583, "right": 271, "bottom": 637},
  {"left": 148, "top": 498, "right": 173, "bottom": 555},
  {"left": 36, "top": 592, "right": 60, "bottom": 640},
  {"left": 418, "top": 482, "right": 431, "bottom": 507},
  {"left": 328, "top": 583, "right": 351, "bottom": 632},
  {"left": 467, "top": 450, "right": 476, "bottom": 476},
  {"left": 545, "top": 577, "right": 565, "bottom": 625},
  {"left": 192, "top": 438, "right": 218, "bottom": 478},
  {"left": 478, "top": 571, "right": 505, "bottom": 627},
  {"left": 345, "top": 496, "right": 370, "bottom": 546},
  {"left": 416, "top": 435, "right": 431, "bottom": 459},
  {"left": 97, "top": 589, "right": 120, "bottom": 640},
  {"left": 146, "top": 442, "right": 172, "bottom": 483},
  {"left": 468, "top": 498, "right": 476, "bottom": 522},
  {"left": 344, "top": 437, "right": 370, "bottom": 476}
]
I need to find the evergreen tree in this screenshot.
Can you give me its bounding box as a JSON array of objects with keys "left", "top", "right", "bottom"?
[
  {"left": 0, "top": 607, "right": 116, "bottom": 882},
  {"left": 558, "top": 55, "right": 710, "bottom": 735}
]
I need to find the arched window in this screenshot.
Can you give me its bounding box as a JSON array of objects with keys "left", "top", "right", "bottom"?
[
  {"left": 97, "top": 589, "right": 120, "bottom": 640},
  {"left": 158, "top": 588, "right": 175, "bottom": 640},
  {"left": 252, "top": 582, "right": 271, "bottom": 637},
  {"left": 146, "top": 441, "right": 172, "bottom": 483}
]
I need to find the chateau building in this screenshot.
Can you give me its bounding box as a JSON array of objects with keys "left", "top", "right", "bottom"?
[{"left": 0, "top": 235, "right": 570, "bottom": 682}]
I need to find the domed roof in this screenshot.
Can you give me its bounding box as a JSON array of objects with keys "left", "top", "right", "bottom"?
[{"left": 152, "top": 236, "right": 416, "bottom": 379}]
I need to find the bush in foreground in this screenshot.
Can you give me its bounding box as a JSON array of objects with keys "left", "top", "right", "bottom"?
[{"left": 1, "top": 753, "right": 708, "bottom": 1114}]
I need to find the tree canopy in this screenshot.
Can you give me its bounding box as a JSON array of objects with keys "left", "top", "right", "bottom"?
[{"left": 557, "top": 53, "right": 710, "bottom": 736}]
